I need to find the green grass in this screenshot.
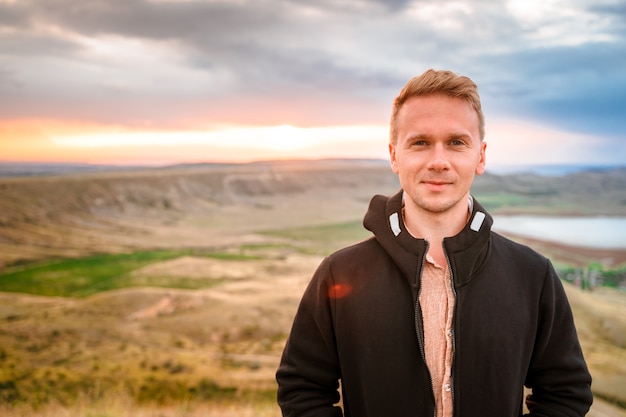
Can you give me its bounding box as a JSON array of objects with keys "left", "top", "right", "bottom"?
[
  {"left": 260, "top": 221, "right": 372, "bottom": 255},
  {"left": 0, "top": 220, "right": 371, "bottom": 299},
  {"left": 471, "top": 193, "right": 529, "bottom": 211},
  {"left": 0, "top": 250, "right": 261, "bottom": 298},
  {"left": 0, "top": 222, "right": 369, "bottom": 298}
]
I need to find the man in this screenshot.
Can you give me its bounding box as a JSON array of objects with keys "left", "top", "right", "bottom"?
[{"left": 276, "top": 69, "right": 593, "bottom": 417}]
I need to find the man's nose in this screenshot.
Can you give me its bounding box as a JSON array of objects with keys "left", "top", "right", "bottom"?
[{"left": 427, "top": 144, "right": 451, "bottom": 170}]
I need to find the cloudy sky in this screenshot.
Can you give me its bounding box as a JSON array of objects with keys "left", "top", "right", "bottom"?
[{"left": 0, "top": 0, "right": 625, "bottom": 169}]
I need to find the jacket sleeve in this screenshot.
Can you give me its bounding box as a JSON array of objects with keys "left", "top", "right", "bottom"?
[
  {"left": 276, "top": 257, "right": 344, "bottom": 417},
  {"left": 524, "top": 260, "right": 593, "bottom": 417}
]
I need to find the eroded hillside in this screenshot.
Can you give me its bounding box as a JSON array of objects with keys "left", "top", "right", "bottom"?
[{"left": 0, "top": 160, "right": 399, "bottom": 266}]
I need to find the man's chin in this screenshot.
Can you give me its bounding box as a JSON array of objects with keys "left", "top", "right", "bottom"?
[{"left": 412, "top": 198, "right": 456, "bottom": 214}]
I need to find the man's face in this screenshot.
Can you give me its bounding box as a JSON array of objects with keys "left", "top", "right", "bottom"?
[{"left": 389, "top": 94, "right": 486, "bottom": 216}]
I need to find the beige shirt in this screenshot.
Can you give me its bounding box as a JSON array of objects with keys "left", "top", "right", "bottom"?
[{"left": 419, "top": 254, "right": 455, "bottom": 417}]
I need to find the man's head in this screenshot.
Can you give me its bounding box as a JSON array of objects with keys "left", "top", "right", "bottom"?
[
  {"left": 390, "top": 69, "right": 485, "bottom": 145},
  {"left": 389, "top": 70, "right": 487, "bottom": 219}
]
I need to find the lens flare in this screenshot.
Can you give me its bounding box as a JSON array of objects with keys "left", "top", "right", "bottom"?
[{"left": 328, "top": 283, "right": 352, "bottom": 299}]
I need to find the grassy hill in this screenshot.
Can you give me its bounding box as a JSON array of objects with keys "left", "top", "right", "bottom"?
[{"left": 0, "top": 160, "right": 624, "bottom": 416}]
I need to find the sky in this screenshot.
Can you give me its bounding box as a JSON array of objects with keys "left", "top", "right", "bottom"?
[{"left": 0, "top": 0, "right": 625, "bottom": 169}]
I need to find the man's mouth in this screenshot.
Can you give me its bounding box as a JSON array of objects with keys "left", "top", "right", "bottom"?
[
  {"left": 422, "top": 180, "right": 452, "bottom": 190},
  {"left": 423, "top": 179, "right": 451, "bottom": 186}
]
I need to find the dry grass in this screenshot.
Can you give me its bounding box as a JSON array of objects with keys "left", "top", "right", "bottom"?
[
  {"left": 0, "top": 394, "right": 281, "bottom": 417},
  {"left": 1, "top": 250, "right": 624, "bottom": 416},
  {"left": 0, "top": 250, "right": 318, "bottom": 413},
  {"left": 565, "top": 285, "right": 626, "bottom": 409}
]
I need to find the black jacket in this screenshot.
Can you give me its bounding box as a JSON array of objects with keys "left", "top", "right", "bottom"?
[{"left": 276, "top": 190, "right": 592, "bottom": 417}]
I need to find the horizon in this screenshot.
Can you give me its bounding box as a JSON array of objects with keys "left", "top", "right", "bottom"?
[{"left": 1, "top": 157, "right": 623, "bottom": 178}]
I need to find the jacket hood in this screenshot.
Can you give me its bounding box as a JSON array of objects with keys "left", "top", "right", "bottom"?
[{"left": 363, "top": 189, "right": 493, "bottom": 289}]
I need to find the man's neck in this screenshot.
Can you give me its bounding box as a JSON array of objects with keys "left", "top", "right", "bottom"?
[{"left": 403, "top": 195, "right": 472, "bottom": 266}]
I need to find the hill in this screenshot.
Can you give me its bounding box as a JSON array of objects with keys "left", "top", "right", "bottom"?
[
  {"left": 473, "top": 167, "right": 626, "bottom": 215},
  {"left": 0, "top": 159, "right": 625, "bottom": 416},
  {"left": 0, "top": 160, "right": 624, "bottom": 267},
  {"left": 0, "top": 159, "right": 396, "bottom": 266}
]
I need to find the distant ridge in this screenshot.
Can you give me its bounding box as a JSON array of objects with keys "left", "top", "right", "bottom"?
[
  {"left": 487, "top": 163, "right": 625, "bottom": 176},
  {"left": 0, "top": 158, "right": 390, "bottom": 178},
  {"left": 1, "top": 159, "right": 623, "bottom": 178},
  {"left": 0, "top": 162, "right": 139, "bottom": 177}
]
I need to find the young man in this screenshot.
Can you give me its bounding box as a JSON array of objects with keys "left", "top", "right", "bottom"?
[{"left": 276, "top": 69, "right": 593, "bottom": 417}]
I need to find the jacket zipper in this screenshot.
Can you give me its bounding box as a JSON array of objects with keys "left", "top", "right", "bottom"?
[
  {"left": 444, "top": 244, "right": 457, "bottom": 417},
  {"left": 414, "top": 241, "right": 437, "bottom": 417}
]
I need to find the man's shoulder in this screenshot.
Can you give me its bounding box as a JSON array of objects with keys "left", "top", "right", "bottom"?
[
  {"left": 490, "top": 231, "right": 550, "bottom": 265},
  {"left": 324, "top": 235, "right": 388, "bottom": 271},
  {"left": 330, "top": 235, "right": 380, "bottom": 259},
  {"left": 320, "top": 236, "right": 402, "bottom": 286}
]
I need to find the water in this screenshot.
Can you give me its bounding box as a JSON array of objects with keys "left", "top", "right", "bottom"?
[{"left": 492, "top": 216, "right": 626, "bottom": 249}]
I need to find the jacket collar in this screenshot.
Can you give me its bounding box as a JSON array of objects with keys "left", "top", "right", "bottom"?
[{"left": 364, "top": 189, "right": 492, "bottom": 289}]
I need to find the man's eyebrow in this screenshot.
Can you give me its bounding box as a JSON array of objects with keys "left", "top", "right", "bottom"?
[
  {"left": 449, "top": 132, "right": 472, "bottom": 140},
  {"left": 405, "top": 133, "right": 431, "bottom": 141},
  {"left": 404, "top": 132, "right": 471, "bottom": 141}
]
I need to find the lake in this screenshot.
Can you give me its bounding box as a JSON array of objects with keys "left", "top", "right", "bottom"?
[{"left": 492, "top": 216, "right": 626, "bottom": 249}]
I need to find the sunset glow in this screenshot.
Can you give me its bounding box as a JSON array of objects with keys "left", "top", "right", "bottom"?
[
  {"left": 1, "top": 116, "right": 622, "bottom": 168},
  {"left": 1, "top": 120, "right": 391, "bottom": 165},
  {"left": 51, "top": 124, "right": 388, "bottom": 151}
]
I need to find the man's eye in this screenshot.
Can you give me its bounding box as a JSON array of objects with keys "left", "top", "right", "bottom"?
[{"left": 450, "top": 139, "right": 465, "bottom": 146}]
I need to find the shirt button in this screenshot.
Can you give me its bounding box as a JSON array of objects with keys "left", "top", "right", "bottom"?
[
  {"left": 444, "top": 383, "right": 452, "bottom": 392},
  {"left": 447, "top": 329, "right": 453, "bottom": 337}
]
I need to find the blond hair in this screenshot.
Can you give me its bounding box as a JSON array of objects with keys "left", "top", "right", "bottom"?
[{"left": 390, "top": 69, "right": 485, "bottom": 144}]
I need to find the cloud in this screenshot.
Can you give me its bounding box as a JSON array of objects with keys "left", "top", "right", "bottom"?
[
  {"left": 486, "top": 117, "right": 626, "bottom": 167},
  {"left": 477, "top": 40, "right": 626, "bottom": 138},
  {"left": 0, "top": 0, "right": 624, "bottom": 164}
]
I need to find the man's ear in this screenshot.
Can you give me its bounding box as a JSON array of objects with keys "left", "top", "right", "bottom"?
[
  {"left": 475, "top": 141, "right": 487, "bottom": 176},
  {"left": 389, "top": 142, "right": 399, "bottom": 174}
]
